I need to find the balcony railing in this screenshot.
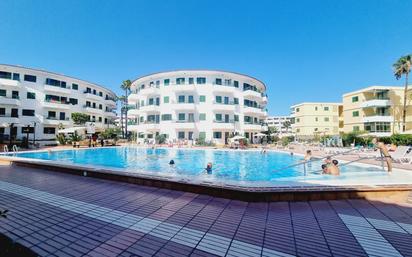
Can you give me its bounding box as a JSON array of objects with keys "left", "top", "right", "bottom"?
[
  {"left": 46, "top": 117, "right": 70, "bottom": 121},
  {"left": 213, "top": 119, "right": 235, "bottom": 123},
  {"left": 45, "top": 99, "right": 71, "bottom": 105}
]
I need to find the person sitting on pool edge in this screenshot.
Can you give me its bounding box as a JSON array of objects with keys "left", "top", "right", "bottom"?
[{"left": 205, "top": 162, "right": 213, "bottom": 174}]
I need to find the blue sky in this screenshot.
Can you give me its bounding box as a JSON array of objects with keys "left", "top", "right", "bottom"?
[{"left": 1, "top": 0, "right": 412, "bottom": 115}]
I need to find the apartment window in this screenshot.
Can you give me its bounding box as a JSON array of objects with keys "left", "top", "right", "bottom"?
[
  {"left": 178, "top": 131, "right": 185, "bottom": 139},
  {"left": 315, "top": 106, "right": 318, "bottom": 111},
  {"left": 199, "top": 113, "right": 206, "bottom": 121},
  {"left": 48, "top": 111, "right": 56, "bottom": 118},
  {"left": 99, "top": 104, "right": 102, "bottom": 110},
  {"left": 164, "top": 79, "right": 170, "bottom": 86},
  {"left": 163, "top": 96, "right": 169, "bottom": 103},
  {"left": 215, "top": 78, "right": 222, "bottom": 85},
  {"left": 315, "top": 117, "right": 318, "bottom": 122},
  {"left": 12, "top": 91, "right": 19, "bottom": 99},
  {"left": 22, "top": 109, "right": 35, "bottom": 116},
  {"left": 296, "top": 128, "right": 300, "bottom": 133},
  {"left": 0, "top": 108, "right": 5, "bottom": 116},
  {"left": 43, "top": 127, "right": 56, "bottom": 134},
  {"left": 234, "top": 115, "right": 239, "bottom": 122},
  {"left": 161, "top": 114, "right": 172, "bottom": 121},
  {"left": 324, "top": 117, "right": 329, "bottom": 122},
  {"left": 296, "top": 108, "right": 300, "bottom": 112},
  {"left": 224, "top": 79, "right": 231, "bottom": 86},
  {"left": 215, "top": 114, "right": 222, "bottom": 121},
  {"left": 213, "top": 132, "right": 222, "bottom": 139},
  {"left": 72, "top": 83, "right": 78, "bottom": 90},
  {"left": 352, "top": 96, "right": 359, "bottom": 102},
  {"left": 234, "top": 98, "right": 239, "bottom": 105},
  {"left": 24, "top": 74, "right": 37, "bottom": 82},
  {"left": 215, "top": 96, "right": 222, "bottom": 104},
  {"left": 60, "top": 112, "right": 66, "bottom": 120},
  {"left": 196, "top": 77, "right": 206, "bottom": 84},
  {"left": 188, "top": 78, "right": 194, "bottom": 84},
  {"left": 178, "top": 95, "right": 185, "bottom": 103},
  {"left": 352, "top": 111, "right": 359, "bottom": 117},
  {"left": 233, "top": 81, "right": 239, "bottom": 88},
  {"left": 98, "top": 117, "right": 102, "bottom": 122},
  {"left": 324, "top": 106, "right": 329, "bottom": 111},
  {"left": 188, "top": 95, "right": 194, "bottom": 103},
  {"left": 178, "top": 113, "right": 185, "bottom": 121},
  {"left": 21, "top": 127, "right": 34, "bottom": 133},
  {"left": 0, "top": 89, "right": 6, "bottom": 97},
  {"left": 176, "top": 78, "right": 185, "bottom": 85},
  {"left": 353, "top": 126, "right": 360, "bottom": 132},
  {"left": 149, "top": 98, "right": 154, "bottom": 105},
  {"left": 13, "top": 73, "right": 20, "bottom": 81},
  {"left": 140, "top": 116, "right": 144, "bottom": 122},
  {"left": 0, "top": 71, "right": 11, "bottom": 79},
  {"left": 27, "top": 92, "right": 36, "bottom": 99},
  {"left": 69, "top": 98, "right": 78, "bottom": 105},
  {"left": 199, "top": 95, "right": 206, "bottom": 102},
  {"left": 99, "top": 92, "right": 103, "bottom": 97},
  {"left": 11, "top": 109, "right": 18, "bottom": 117},
  {"left": 296, "top": 118, "right": 300, "bottom": 122},
  {"left": 46, "top": 78, "right": 66, "bottom": 88}
]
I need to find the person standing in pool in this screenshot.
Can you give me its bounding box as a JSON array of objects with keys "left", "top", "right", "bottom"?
[
  {"left": 372, "top": 138, "right": 392, "bottom": 172},
  {"left": 205, "top": 162, "right": 213, "bottom": 174}
]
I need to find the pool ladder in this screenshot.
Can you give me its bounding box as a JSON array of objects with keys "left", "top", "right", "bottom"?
[{"left": 3, "top": 145, "right": 19, "bottom": 154}]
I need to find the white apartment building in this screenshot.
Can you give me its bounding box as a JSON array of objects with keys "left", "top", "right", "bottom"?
[
  {"left": 127, "top": 70, "right": 268, "bottom": 144},
  {"left": 265, "top": 116, "right": 292, "bottom": 135},
  {"left": 0, "top": 64, "right": 117, "bottom": 146}
]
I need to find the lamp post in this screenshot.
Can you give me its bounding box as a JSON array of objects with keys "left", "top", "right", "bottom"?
[
  {"left": 26, "top": 125, "right": 30, "bottom": 148},
  {"left": 33, "top": 122, "right": 36, "bottom": 147}
]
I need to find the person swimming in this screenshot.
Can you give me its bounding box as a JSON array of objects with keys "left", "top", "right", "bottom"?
[
  {"left": 205, "top": 162, "right": 213, "bottom": 174},
  {"left": 328, "top": 160, "right": 340, "bottom": 176},
  {"left": 321, "top": 164, "right": 328, "bottom": 174},
  {"left": 169, "top": 159, "right": 175, "bottom": 166}
]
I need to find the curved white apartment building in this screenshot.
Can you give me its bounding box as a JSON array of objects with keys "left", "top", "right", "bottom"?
[
  {"left": 0, "top": 64, "right": 117, "bottom": 146},
  {"left": 127, "top": 70, "right": 268, "bottom": 144}
]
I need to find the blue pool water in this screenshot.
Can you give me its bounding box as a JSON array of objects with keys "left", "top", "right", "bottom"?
[{"left": 9, "top": 147, "right": 390, "bottom": 186}]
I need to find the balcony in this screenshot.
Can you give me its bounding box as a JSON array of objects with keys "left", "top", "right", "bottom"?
[
  {"left": 84, "top": 92, "right": 102, "bottom": 101},
  {"left": 174, "top": 121, "right": 196, "bottom": 129},
  {"left": 128, "top": 108, "right": 140, "bottom": 116},
  {"left": 213, "top": 85, "right": 236, "bottom": 94},
  {"left": 213, "top": 102, "right": 236, "bottom": 111},
  {"left": 172, "top": 84, "right": 196, "bottom": 92},
  {"left": 243, "top": 90, "right": 262, "bottom": 99},
  {"left": 173, "top": 103, "right": 196, "bottom": 110},
  {"left": 44, "top": 117, "right": 71, "bottom": 125},
  {"left": 213, "top": 120, "right": 236, "bottom": 130},
  {"left": 140, "top": 104, "right": 160, "bottom": 112},
  {"left": 43, "top": 100, "right": 71, "bottom": 109},
  {"left": 105, "top": 110, "right": 117, "bottom": 117},
  {"left": 44, "top": 85, "right": 71, "bottom": 94},
  {"left": 83, "top": 106, "right": 104, "bottom": 114},
  {"left": 0, "top": 96, "right": 20, "bottom": 105},
  {"left": 0, "top": 115, "right": 19, "bottom": 124},
  {"left": 139, "top": 86, "right": 161, "bottom": 96},
  {"left": 360, "top": 99, "right": 392, "bottom": 108},
  {"left": 128, "top": 93, "right": 139, "bottom": 102},
  {"left": 362, "top": 115, "right": 392, "bottom": 123},
  {"left": 105, "top": 98, "right": 117, "bottom": 106},
  {"left": 243, "top": 106, "right": 266, "bottom": 116},
  {"left": 0, "top": 78, "right": 19, "bottom": 87},
  {"left": 243, "top": 122, "right": 263, "bottom": 131}
]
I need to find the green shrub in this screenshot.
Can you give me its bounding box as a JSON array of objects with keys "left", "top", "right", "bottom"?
[
  {"left": 281, "top": 136, "right": 294, "bottom": 146},
  {"left": 389, "top": 134, "right": 412, "bottom": 145},
  {"left": 56, "top": 134, "right": 67, "bottom": 145},
  {"left": 155, "top": 134, "right": 167, "bottom": 144}
]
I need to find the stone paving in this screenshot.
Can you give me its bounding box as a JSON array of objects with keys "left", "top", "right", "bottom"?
[{"left": 1, "top": 165, "right": 412, "bottom": 256}]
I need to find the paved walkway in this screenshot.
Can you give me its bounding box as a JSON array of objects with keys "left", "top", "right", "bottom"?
[{"left": 1, "top": 165, "right": 412, "bottom": 257}]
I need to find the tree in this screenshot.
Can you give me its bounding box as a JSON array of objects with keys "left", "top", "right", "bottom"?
[
  {"left": 393, "top": 54, "right": 412, "bottom": 132},
  {"left": 120, "top": 80, "right": 132, "bottom": 138},
  {"left": 283, "top": 120, "right": 291, "bottom": 133},
  {"left": 117, "top": 95, "right": 126, "bottom": 138},
  {"left": 71, "top": 112, "right": 89, "bottom": 125}
]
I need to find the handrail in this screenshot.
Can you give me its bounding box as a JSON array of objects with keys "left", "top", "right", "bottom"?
[{"left": 273, "top": 148, "right": 362, "bottom": 174}]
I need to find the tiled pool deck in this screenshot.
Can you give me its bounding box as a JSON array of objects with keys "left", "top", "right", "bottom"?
[{"left": 1, "top": 165, "right": 412, "bottom": 257}]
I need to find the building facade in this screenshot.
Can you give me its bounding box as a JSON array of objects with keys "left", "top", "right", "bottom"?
[
  {"left": 265, "top": 116, "right": 292, "bottom": 136},
  {"left": 127, "top": 70, "right": 268, "bottom": 144},
  {"left": 0, "top": 64, "right": 117, "bottom": 146},
  {"left": 342, "top": 86, "right": 412, "bottom": 136},
  {"left": 290, "top": 102, "right": 343, "bottom": 139}
]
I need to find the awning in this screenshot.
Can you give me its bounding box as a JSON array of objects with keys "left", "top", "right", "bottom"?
[{"left": 58, "top": 127, "right": 86, "bottom": 134}]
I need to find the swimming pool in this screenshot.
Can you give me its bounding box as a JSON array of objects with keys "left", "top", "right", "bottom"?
[{"left": 7, "top": 147, "right": 412, "bottom": 188}]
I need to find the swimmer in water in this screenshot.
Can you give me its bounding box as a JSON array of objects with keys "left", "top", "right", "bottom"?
[
  {"left": 205, "top": 162, "right": 213, "bottom": 174},
  {"left": 169, "top": 159, "right": 175, "bottom": 166}
]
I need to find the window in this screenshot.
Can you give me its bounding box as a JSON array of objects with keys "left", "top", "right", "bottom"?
[
  {"left": 149, "top": 98, "right": 154, "bottom": 105},
  {"left": 315, "top": 106, "right": 318, "bottom": 111},
  {"left": 176, "top": 78, "right": 185, "bottom": 85},
  {"left": 27, "top": 92, "right": 36, "bottom": 99},
  {"left": 215, "top": 96, "right": 222, "bottom": 103},
  {"left": 353, "top": 126, "right": 360, "bottom": 132},
  {"left": 178, "top": 95, "right": 185, "bottom": 103},
  {"left": 69, "top": 98, "right": 78, "bottom": 105},
  {"left": 12, "top": 91, "right": 19, "bottom": 99},
  {"left": 315, "top": 117, "right": 318, "bottom": 122},
  {"left": 234, "top": 115, "right": 239, "bottom": 122},
  {"left": 164, "top": 79, "right": 170, "bottom": 86},
  {"left": 215, "top": 114, "right": 222, "bottom": 121},
  {"left": 163, "top": 96, "right": 169, "bottom": 103},
  {"left": 98, "top": 117, "right": 102, "bottom": 122},
  {"left": 324, "top": 117, "right": 329, "bottom": 122},
  {"left": 60, "top": 112, "right": 66, "bottom": 120},
  {"left": 178, "top": 131, "right": 185, "bottom": 139},
  {"left": 296, "top": 108, "right": 300, "bottom": 112},
  {"left": 161, "top": 114, "right": 172, "bottom": 121},
  {"left": 352, "top": 96, "right": 359, "bottom": 102},
  {"left": 99, "top": 104, "right": 102, "bottom": 110},
  {"left": 199, "top": 113, "right": 206, "bottom": 121},
  {"left": 188, "top": 95, "right": 194, "bottom": 103},
  {"left": 178, "top": 113, "right": 185, "bottom": 121},
  {"left": 213, "top": 132, "right": 222, "bottom": 139},
  {"left": 324, "top": 106, "right": 329, "bottom": 111},
  {"left": 72, "top": 83, "right": 78, "bottom": 90},
  {"left": 234, "top": 81, "right": 239, "bottom": 88},
  {"left": 43, "top": 127, "right": 55, "bottom": 134},
  {"left": 48, "top": 111, "right": 56, "bottom": 118},
  {"left": 0, "top": 108, "right": 5, "bottom": 116},
  {"left": 0, "top": 89, "right": 6, "bottom": 97},
  {"left": 46, "top": 78, "right": 66, "bottom": 88},
  {"left": 234, "top": 98, "right": 239, "bottom": 104},
  {"left": 215, "top": 78, "right": 222, "bottom": 85},
  {"left": 352, "top": 111, "right": 359, "bottom": 117},
  {"left": 199, "top": 95, "right": 206, "bottom": 102},
  {"left": 22, "top": 109, "right": 35, "bottom": 116},
  {"left": 99, "top": 92, "right": 103, "bottom": 97},
  {"left": 188, "top": 78, "right": 194, "bottom": 84},
  {"left": 11, "top": 109, "right": 18, "bottom": 117},
  {"left": 24, "top": 74, "right": 37, "bottom": 82},
  {"left": 21, "top": 127, "right": 34, "bottom": 133},
  {"left": 196, "top": 77, "right": 206, "bottom": 84},
  {"left": 13, "top": 73, "right": 20, "bottom": 81},
  {"left": 296, "top": 118, "right": 300, "bottom": 122},
  {"left": 0, "top": 71, "right": 11, "bottom": 79}
]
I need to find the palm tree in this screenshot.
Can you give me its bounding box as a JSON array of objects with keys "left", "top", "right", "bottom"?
[
  {"left": 117, "top": 95, "right": 125, "bottom": 138},
  {"left": 393, "top": 54, "right": 412, "bottom": 132},
  {"left": 120, "top": 80, "right": 132, "bottom": 138}
]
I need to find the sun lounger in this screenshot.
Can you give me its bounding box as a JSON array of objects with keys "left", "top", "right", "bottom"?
[{"left": 384, "top": 146, "right": 411, "bottom": 163}]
